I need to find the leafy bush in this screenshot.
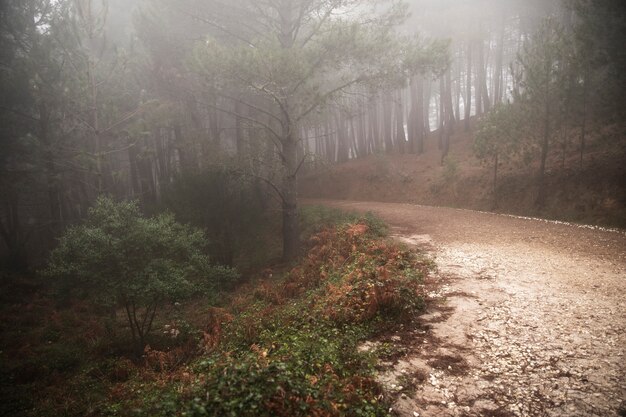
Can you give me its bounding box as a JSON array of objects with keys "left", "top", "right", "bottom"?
[{"left": 45, "top": 197, "right": 238, "bottom": 355}]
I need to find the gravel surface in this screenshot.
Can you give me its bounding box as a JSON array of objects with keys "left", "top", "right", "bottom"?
[{"left": 306, "top": 200, "right": 626, "bottom": 417}]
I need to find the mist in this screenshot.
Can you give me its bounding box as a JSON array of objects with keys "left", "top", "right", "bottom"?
[{"left": 1, "top": 1, "right": 625, "bottom": 416}]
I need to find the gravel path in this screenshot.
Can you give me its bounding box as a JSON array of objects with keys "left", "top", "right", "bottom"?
[{"left": 306, "top": 200, "right": 626, "bottom": 417}]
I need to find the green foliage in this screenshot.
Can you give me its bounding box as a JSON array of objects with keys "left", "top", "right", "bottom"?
[
  {"left": 299, "top": 206, "right": 388, "bottom": 240},
  {"left": 45, "top": 196, "right": 238, "bottom": 353},
  {"left": 569, "top": 0, "right": 626, "bottom": 117},
  {"left": 189, "top": 3, "right": 419, "bottom": 117},
  {"left": 515, "top": 18, "right": 569, "bottom": 141},
  {"left": 474, "top": 103, "right": 523, "bottom": 163},
  {"left": 442, "top": 156, "right": 458, "bottom": 184},
  {"left": 111, "top": 214, "right": 428, "bottom": 416},
  {"left": 163, "top": 168, "right": 269, "bottom": 268}
]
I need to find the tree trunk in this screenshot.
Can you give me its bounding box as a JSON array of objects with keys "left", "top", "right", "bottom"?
[
  {"left": 438, "top": 76, "right": 445, "bottom": 150},
  {"left": 445, "top": 68, "right": 456, "bottom": 131},
  {"left": 335, "top": 112, "right": 349, "bottom": 162},
  {"left": 479, "top": 39, "right": 491, "bottom": 113},
  {"left": 494, "top": 13, "right": 505, "bottom": 105},
  {"left": 39, "top": 102, "right": 63, "bottom": 225},
  {"left": 324, "top": 121, "right": 334, "bottom": 161},
  {"left": 281, "top": 133, "right": 300, "bottom": 261},
  {"left": 235, "top": 101, "right": 246, "bottom": 165},
  {"left": 475, "top": 39, "right": 483, "bottom": 115},
  {"left": 455, "top": 55, "right": 462, "bottom": 122},
  {"left": 408, "top": 77, "right": 421, "bottom": 154},
  {"left": 395, "top": 90, "right": 406, "bottom": 154},
  {"left": 416, "top": 76, "right": 425, "bottom": 154},
  {"left": 382, "top": 92, "right": 394, "bottom": 153},
  {"left": 537, "top": 102, "right": 550, "bottom": 208},
  {"left": 424, "top": 80, "right": 432, "bottom": 133},
  {"left": 0, "top": 190, "right": 28, "bottom": 270},
  {"left": 88, "top": 55, "right": 103, "bottom": 194},
  {"left": 492, "top": 152, "right": 499, "bottom": 210},
  {"left": 580, "top": 69, "right": 589, "bottom": 170},
  {"left": 465, "top": 40, "right": 472, "bottom": 131},
  {"left": 369, "top": 98, "right": 380, "bottom": 153},
  {"left": 441, "top": 71, "right": 453, "bottom": 164}
]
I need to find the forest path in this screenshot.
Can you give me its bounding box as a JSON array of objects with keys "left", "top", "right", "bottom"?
[{"left": 304, "top": 199, "right": 626, "bottom": 417}]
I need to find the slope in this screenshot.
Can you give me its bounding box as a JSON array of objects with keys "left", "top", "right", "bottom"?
[{"left": 300, "top": 121, "right": 626, "bottom": 228}]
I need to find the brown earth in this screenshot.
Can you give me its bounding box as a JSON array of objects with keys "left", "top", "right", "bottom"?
[
  {"left": 305, "top": 199, "right": 626, "bottom": 417},
  {"left": 300, "top": 122, "right": 626, "bottom": 228}
]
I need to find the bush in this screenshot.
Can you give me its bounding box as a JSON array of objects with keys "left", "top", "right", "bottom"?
[
  {"left": 44, "top": 197, "right": 238, "bottom": 356},
  {"left": 442, "top": 156, "right": 458, "bottom": 184}
]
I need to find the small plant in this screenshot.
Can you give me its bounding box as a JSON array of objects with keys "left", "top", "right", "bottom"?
[
  {"left": 442, "top": 156, "right": 458, "bottom": 184},
  {"left": 300, "top": 206, "right": 388, "bottom": 240}
]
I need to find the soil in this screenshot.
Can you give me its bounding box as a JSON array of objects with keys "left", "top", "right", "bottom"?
[{"left": 306, "top": 199, "right": 626, "bottom": 417}]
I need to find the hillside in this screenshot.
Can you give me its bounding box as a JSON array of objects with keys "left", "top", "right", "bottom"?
[{"left": 300, "top": 121, "right": 626, "bottom": 228}]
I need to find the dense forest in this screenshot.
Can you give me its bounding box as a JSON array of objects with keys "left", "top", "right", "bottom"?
[
  {"left": 1, "top": 0, "right": 625, "bottom": 416},
  {"left": 1, "top": 0, "right": 625, "bottom": 268}
]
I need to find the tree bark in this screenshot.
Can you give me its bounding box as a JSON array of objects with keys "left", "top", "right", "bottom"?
[
  {"left": 438, "top": 76, "right": 445, "bottom": 150},
  {"left": 478, "top": 39, "right": 491, "bottom": 113},
  {"left": 537, "top": 87, "right": 550, "bottom": 208},
  {"left": 416, "top": 77, "right": 425, "bottom": 154},
  {"left": 382, "top": 92, "right": 394, "bottom": 153},
  {"left": 424, "top": 80, "right": 432, "bottom": 133},
  {"left": 395, "top": 90, "right": 406, "bottom": 154},
  {"left": 281, "top": 133, "right": 300, "bottom": 261},
  {"left": 494, "top": 13, "right": 505, "bottom": 105},
  {"left": 445, "top": 67, "right": 456, "bottom": 130},
  {"left": 580, "top": 68, "right": 589, "bottom": 170},
  {"left": 465, "top": 40, "right": 472, "bottom": 131},
  {"left": 492, "top": 152, "right": 499, "bottom": 210}
]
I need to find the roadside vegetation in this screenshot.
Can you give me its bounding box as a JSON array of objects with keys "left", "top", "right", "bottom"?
[{"left": 1, "top": 206, "right": 431, "bottom": 416}]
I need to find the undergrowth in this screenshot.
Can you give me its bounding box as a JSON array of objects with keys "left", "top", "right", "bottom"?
[
  {"left": 1, "top": 209, "right": 430, "bottom": 417},
  {"left": 108, "top": 216, "right": 430, "bottom": 417}
]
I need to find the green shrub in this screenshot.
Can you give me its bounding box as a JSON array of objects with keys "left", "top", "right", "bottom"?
[
  {"left": 442, "top": 156, "right": 458, "bottom": 183},
  {"left": 44, "top": 197, "right": 238, "bottom": 355},
  {"left": 37, "top": 343, "right": 86, "bottom": 374}
]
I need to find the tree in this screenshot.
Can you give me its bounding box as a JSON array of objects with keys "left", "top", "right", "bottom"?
[
  {"left": 185, "top": 0, "right": 444, "bottom": 260},
  {"left": 45, "top": 197, "right": 237, "bottom": 355},
  {"left": 569, "top": 0, "right": 626, "bottom": 167},
  {"left": 474, "top": 103, "right": 523, "bottom": 209},
  {"left": 0, "top": 0, "right": 69, "bottom": 268},
  {"left": 516, "top": 18, "right": 567, "bottom": 207}
]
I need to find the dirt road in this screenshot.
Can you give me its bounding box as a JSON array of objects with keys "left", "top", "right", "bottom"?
[{"left": 306, "top": 200, "right": 626, "bottom": 417}]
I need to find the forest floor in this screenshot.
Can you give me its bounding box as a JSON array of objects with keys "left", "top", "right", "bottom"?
[
  {"left": 305, "top": 199, "right": 626, "bottom": 417},
  {"left": 300, "top": 121, "right": 626, "bottom": 228}
]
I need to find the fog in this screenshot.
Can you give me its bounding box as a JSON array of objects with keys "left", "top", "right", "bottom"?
[
  {"left": 1, "top": 1, "right": 625, "bottom": 415},
  {"left": 2, "top": 0, "right": 624, "bottom": 263}
]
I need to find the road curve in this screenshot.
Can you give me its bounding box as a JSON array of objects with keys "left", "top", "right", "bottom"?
[{"left": 305, "top": 199, "right": 626, "bottom": 417}]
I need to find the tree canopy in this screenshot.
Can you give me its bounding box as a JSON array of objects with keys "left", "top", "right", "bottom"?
[{"left": 183, "top": 0, "right": 448, "bottom": 259}]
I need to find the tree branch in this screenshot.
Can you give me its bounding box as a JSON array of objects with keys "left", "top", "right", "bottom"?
[{"left": 297, "top": 76, "right": 364, "bottom": 122}]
